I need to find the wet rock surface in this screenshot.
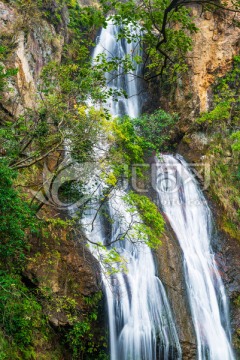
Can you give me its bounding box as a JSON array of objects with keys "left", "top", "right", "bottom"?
[{"left": 155, "top": 230, "right": 197, "bottom": 359}]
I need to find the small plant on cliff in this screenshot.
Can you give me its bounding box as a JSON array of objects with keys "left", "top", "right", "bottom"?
[
  {"left": 0, "top": 46, "right": 18, "bottom": 99},
  {"left": 66, "top": 291, "right": 108, "bottom": 360},
  {"left": 231, "top": 131, "right": 240, "bottom": 152},
  {"left": 124, "top": 191, "right": 165, "bottom": 249}
]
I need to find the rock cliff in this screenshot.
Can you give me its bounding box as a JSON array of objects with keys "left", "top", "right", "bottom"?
[{"left": 162, "top": 4, "right": 240, "bottom": 118}]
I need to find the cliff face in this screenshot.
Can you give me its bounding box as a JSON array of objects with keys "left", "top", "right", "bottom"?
[
  {"left": 0, "top": 1, "right": 64, "bottom": 116},
  {"left": 161, "top": 4, "right": 240, "bottom": 119},
  {"left": 187, "top": 6, "right": 239, "bottom": 113},
  {"left": 0, "top": 2, "right": 105, "bottom": 358}
]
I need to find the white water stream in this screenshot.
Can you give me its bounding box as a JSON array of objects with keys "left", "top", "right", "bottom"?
[{"left": 156, "top": 154, "right": 235, "bottom": 360}]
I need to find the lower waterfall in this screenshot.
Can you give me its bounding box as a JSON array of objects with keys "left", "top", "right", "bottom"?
[
  {"left": 156, "top": 154, "right": 235, "bottom": 360},
  {"left": 83, "top": 188, "right": 182, "bottom": 359},
  {"left": 82, "top": 20, "right": 182, "bottom": 360}
]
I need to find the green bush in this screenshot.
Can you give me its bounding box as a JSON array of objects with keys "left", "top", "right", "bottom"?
[
  {"left": 125, "top": 191, "right": 164, "bottom": 249},
  {"left": 197, "top": 101, "right": 231, "bottom": 125},
  {"left": 132, "top": 109, "right": 178, "bottom": 151},
  {"left": 231, "top": 131, "right": 240, "bottom": 152},
  {"left": 0, "top": 273, "right": 48, "bottom": 359},
  {"left": 66, "top": 292, "right": 108, "bottom": 360}
]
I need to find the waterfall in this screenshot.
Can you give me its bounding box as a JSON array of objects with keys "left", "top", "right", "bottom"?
[
  {"left": 92, "top": 20, "right": 140, "bottom": 118},
  {"left": 82, "top": 21, "right": 182, "bottom": 359},
  {"left": 156, "top": 154, "right": 235, "bottom": 360}
]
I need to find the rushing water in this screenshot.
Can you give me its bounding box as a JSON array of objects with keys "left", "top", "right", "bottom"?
[
  {"left": 156, "top": 154, "right": 235, "bottom": 360},
  {"left": 92, "top": 20, "right": 141, "bottom": 118},
  {"left": 82, "top": 21, "right": 182, "bottom": 360}
]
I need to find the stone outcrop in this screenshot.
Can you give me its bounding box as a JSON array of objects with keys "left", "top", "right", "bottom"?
[
  {"left": 161, "top": 4, "right": 240, "bottom": 119},
  {"left": 155, "top": 230, "right": 197, "bottom": 359},
  {"left": 0, "top": 1, "right": 65, "bottom": 116}
]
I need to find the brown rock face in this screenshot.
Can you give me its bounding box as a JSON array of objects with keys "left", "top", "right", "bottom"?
[
  {"left": 0, "top": 1, "right": 65, "bottom": 116},
  {"left": 219, "top": 236, "right": 240, "bottom": 332},
  {"left": 187, "top": 5, "right": 240, "bottom": 113},
  {"left": 160, "top": 5, "right": 240, "bottom": 120},
  {"left": 26, "top": 221, "right": 101, "bottom": 327},
  {"left": 156, "top": 230, "right": 197, "bottom": 359},
  {"left": 178, "top": 132, "right": 211, "bottom": 163}
]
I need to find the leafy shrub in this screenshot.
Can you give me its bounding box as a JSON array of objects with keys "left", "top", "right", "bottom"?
[
  {"left": 66, "top": 292, "right": 108, "bottom": 360},
  {"left": 125, "top": 191, "right": 164, "bottom": 249},
  {"left": 231, "top": 131, "right": 240, "bottom": 152},
  {"left": 197, "top": 101, "right": 231, "bottom": 125},
  {"left": 132, "top": 109, "right": 178, "bottom": 151},
  {"left": 0, "top": 273, "right": 48, "bottom": 358},
  {"left": 0, "top": 46, "right": 18, "bottom": 97}
]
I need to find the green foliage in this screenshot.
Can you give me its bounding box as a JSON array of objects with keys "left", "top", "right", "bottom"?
[
  {"left": 231, "top": 131, "right": 240, "bottom": 152},
  {"left": 194, "top": 56, "right": 240, "bottom": 237},
  {"left": 103, "top": 110, "right": 178, "bottom": 188},
  {"left": 66, "top": 292, "right": 108, "bottom": 360},
  {"left": 70, "top": 106, "right": 106, "bottom": 162},
  {"left": 0, "top": 161, "right": 36, "bottom": 267},
  {"left": 0, "top": 66, "right": 17, "bottom": 96},
  {"left": 112, "top": 116, "right": 145, "bottom": 163},
  {"left": 107, "top": 116, "right": 145, "bottom": 180},
  {"left": 133, "top": 109, "right": 178, "bottom": 151},
  {"left": 0, "top": 0, "right": 107, "bottom": 169},
  {"left": 0, "top": 329, "right": 19, "bottom": 360},
  {"left": 197, "top": 102, "right": 231, "bottom": 125},
  {"left": 0, "top": 46, "right": 18, "bottom": 98},
  {"left": 0, "top": 273, "right": 49, "bottom": 359},
  {"left": 100, "top": 0, "right": 199, "bottom": 80},
  {"left": 125, "top": 192, "right": 164, "bottom": 249},
  {"left": 197, "top": 56, "right": 240, "bottom": 130},
  {"left": 101, "top": 248, "right": 127, "bottom": 275},
  {"left": 198, "top": 56, "right": 239, "bottom": 128}
]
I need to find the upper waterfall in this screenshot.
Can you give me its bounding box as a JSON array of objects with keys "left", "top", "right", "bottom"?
[{"left": 92, "top": 20, "right": 141, "bottom": 118}]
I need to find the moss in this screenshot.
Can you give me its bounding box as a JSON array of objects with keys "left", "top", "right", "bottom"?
[
  {"left": 222, "top": 218, "right": 240, "bottom": 241},
  {"left": 182, "top": 135, "right": 191, "bottom": 144},
  {"left": 233, "top": 328, "right": 240, "bottom": 351}
]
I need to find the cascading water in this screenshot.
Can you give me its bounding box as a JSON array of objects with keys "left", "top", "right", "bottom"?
[
  {"left": 92, "top": 20, "right": 141, "bottom": 118},
  {"left": 82, "top": 21, "right": 182, "bottom": 359},
  {"left": 156, "top": 154, "right": 235, "bottom": 360}
]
